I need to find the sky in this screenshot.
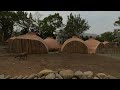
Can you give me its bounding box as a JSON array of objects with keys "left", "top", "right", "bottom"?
[{"left": 28, "top": 11, "right": 120, "bottom": 35}]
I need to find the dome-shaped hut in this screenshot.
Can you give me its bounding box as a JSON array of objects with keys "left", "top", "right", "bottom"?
[
  {"left": 61, "top": 36, "right": 88, "bottom": 53},
  {"left": 44, "top": 37, "right": 60, "bottom": 51},
  {"left": 8, "top": 32, "right": 48, "bottom": 54},
  {"left": 103, "top": 41, "right": 113, "bottom": 48},
  {"left": 85, "top": 38, "right": 104, "bottom": 54}
]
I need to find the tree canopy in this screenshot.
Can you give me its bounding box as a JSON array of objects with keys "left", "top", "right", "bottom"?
[{"left": 64, "top": 13, "right": 90, "bottom": 38}]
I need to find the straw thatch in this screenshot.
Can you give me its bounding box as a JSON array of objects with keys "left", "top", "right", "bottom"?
[
  {"left": 61, "top": 36, "right": 88, "bottom": 53},
  {"left": 44, "top": 37, "right": 60, "bottom": 51},
  {"left": 85, "top": 38, "right": 104, "bottom": 54},
  {"left": 103, "top": 41, "right": 114, "bottom": 48},
  {"left": 8, "top": 32, "right": 48, "bottom": 54}
]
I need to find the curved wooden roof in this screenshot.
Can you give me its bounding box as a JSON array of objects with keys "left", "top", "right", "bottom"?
[
  {"left": 44, "top": 37, "right": 60, "bottom": 50},
  {"left": 85, "top": 38, "right": 104, "bottom": 53},
  {"left": 61, "top": 36, "right": 88, "bottom": 53}
]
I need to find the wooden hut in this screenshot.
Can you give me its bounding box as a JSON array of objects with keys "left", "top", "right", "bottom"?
[
  {"left": 61, "top": 36, "right": 88, "bottom": 53},
  {"left": 44, "top": 37, "right": 60, "bottom": 51},
  {"left": 85, "top": 38, "right": 104, "bottom": 54},
  {"left": 8, "top": 32, "right": 48, "bottom": 54}
]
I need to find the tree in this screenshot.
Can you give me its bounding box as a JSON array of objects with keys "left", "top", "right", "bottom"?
[
  {"left": 39, "top": 13, "right": 63, "bottom": 39},
  {"left": 64, "top": 13, "right": 90, "bottom": 38},
  {"left": 95, "top": 35, "right": 104, "bottom": 42},
  {"left": 114, "top": 17, "right": 120, "bottom": 26},
  {"left": 100, "top": 32, "right": 115, "bottom": 42},
  {"left": 0, "top": 11, "right": 16, "bottom": 41}
]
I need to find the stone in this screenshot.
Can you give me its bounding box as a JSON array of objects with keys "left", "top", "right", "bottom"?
[
  {"left": 97, "top": 73, "right": 108, "bottom": 79},
  {"left": 40, "top": 76, "right": 45, "bottom": 79},
  {"left": 84, "top": 71, "right": 93, "bottom": 79},
  {"left": 81, "top": 75, "right": 87, "bottom": 79},
  {"left": 55, "top": 73, "right": 63, "bottom": 79},
  {"left": 38, "top": 69, "right": 54, "bottom": 77},
  {"left": 45, "top": 73, "right": 56, "bottom": 79},
  {"left": 34, "top": 77, "right": 38, "bottom": 79},
  {"left": 5, "top": 75, "right": 12, "bottom": 79},
  {"left": 107, "top": 75, "right": 117, "bottom": 79},
  {"left": 55, "top": 78, "right": 59, "bottom": 79},
  {"left": 27, "top": 74, "right": 37, "bottom": 79},
  {"left": 59, "top": 69, "right": 74, "bottom": 79},
  {"left": 0, "top": 74, "right": 5, "bottom": 79},
  {"left": 10, "top": 76, "right": 18, "bottom": 79},
  {"left": 74, "top": 71, "right": 83, "bottom": 79},
  {"left": 94, "top": 77, "right": 99, "bottom": 79},
  {"left": 22, "top": 75, "right": 28, "bottom": 79},
  {"left": 72, "top": 77, "right": 77, "bottom": 79},
  {"left": 17, "top": 75, "right": 23, "bottom": 79}
]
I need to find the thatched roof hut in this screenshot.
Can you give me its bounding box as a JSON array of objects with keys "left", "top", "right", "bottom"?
[
  {"left": 44, "top": 37, "right": 60, "bottom": 51},
  {"left": 8, "top": 32, "right": 48, "bottom": 54},
  {"left": 84, "top": 38, "right": 104, "bottom": 54},
  {"left": 61, "top": 36, "right": 88, "bottom": 53},
  {"left": 103, "top": 41, "right": 113, "bottom": 48}
]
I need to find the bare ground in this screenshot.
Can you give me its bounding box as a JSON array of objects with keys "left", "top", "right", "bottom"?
[{"left": 0, "top": 51, "right": 120, "bottom": 78}]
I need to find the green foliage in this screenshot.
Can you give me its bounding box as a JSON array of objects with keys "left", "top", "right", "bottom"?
[
  {"left": 113, "top": 38, "right": 120, "bottom": 42},
  {"left": 0, "top": 11, "right": 16, "bottom": 41},
  {"left": 64, "top": 13, "right": 90, "bottom": 37},
  {"left": 100, "top": 32, "right": 115, "bottom": 42},
  {"left": 39, "top": 13, "right": 63, "bottom": 39},
  {"left": 114, "top": 17, "right": 120, "bottom": 26},
  {"left": 95, "top": 35, "right": 104, "bottom": 42}
]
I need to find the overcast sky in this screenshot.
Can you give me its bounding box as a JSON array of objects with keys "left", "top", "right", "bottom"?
[{"left": 28, "top": 11, "right": 120, "bottom": 35}]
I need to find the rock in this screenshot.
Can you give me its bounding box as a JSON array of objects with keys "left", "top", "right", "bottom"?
[
  {"left": 27, "top": 74, "right": 37, "bottom": 79},
  {"left": 40, "top": 76, "right": 45, "bottom": 79},
  {"left": 22, "top": 75, "right": 28, "bottom": 79},
  {"left": 5, "top": 75, "right": 12, "bottom": 79},
  {"left": 72, "top": 77, "right": 77, "bottom": 79},
  {"left": 97, "top": 73, "right": 108, "bottom": 79},
  {"left": 38, "top": 78, "right": 41, "bottom": 79},
  {"left": 34, "top": 77, "right": 38, "bottom": 79},
  {"left": 10, "top": 76, "right": 18, "bottom": 79},
  {"left": 17, "top": 75, "right": 23, "bottom": 79},
  {"left": 55, "top": 73, "right": 63, "bottom": 79},
  {"left": 0, "top": 74, "right": 5, "bottom": 79},
  {"left": 45, "top": 73, "right": 55, "bottom": 79},
  {"left": 81, "top": 75, "right": 87, "bottom": 79},
  {"left": 59, "top": 69, "right": 74, "bottom": 79},
  {"left": 94, "top": 77, "right": 99, "bottom": 79},
  {"left": 55, "top": 78, "right": 59, "bottom": 79},
  {"left": 38, "top": 69, "right": 54, "bottom": 77},
  {"left": 107, "top": 75, "right": 117, "bottom": 79},
  {"left": 84, "top": 71, "right": 93, "bottom": 79},
  {"left": 74, "top": 71, "right": 83, "bottom": 79}
]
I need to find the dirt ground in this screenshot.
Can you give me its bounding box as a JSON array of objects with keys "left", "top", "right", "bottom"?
[{"left": 0, "top": 50, "right": 120, "bottom": 78}]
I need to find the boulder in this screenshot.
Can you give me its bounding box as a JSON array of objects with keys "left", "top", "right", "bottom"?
[
  {"left": 5, "top": 75, "right": 12, "bottom": 79},
  {"left": 55, "top": 73, "right": 63, "bottom": 79},
  {"left": 83, "top": 71, "right": 93, "bottom": 79},
  {"left": 27, "top": 74, "right": 37, "bottom": 79},
  {"left": 107, "top": 75, "right": 117, "bottom": 79},
  {"left": 97, "top": 73, "right": 108, "bottom": 79},
  {"left": 40, "top": 76, "right": 45, "bottom": 79},
  {"left": 93, "top": 77, "right": 99, "bottom": 79},
  {"left": 0, "top": 74, "right": 5, "bottom": 79},
  {"left": 22, "top": 75, "right": 28, "bottom": 79},
  {"left": 38, "top": 69, "right": 54, "bottom": 77},
  {"left": 10, "top": 76, "right": 18, "bottom": 79},
  {"left": 74, "top": 71, "right": 83, "bottom": 79},
  {"left": 59, "top": 69, "right": 74, "bottom": 79},
  {"left": 17, "top": 75, "right": 23, "bottom": 79},
  {"left": 72, "top": 77, "right": 77, "bottom": 79},
  {"left": 45, "top": 73, "right": 56, "bottom": 79}
]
